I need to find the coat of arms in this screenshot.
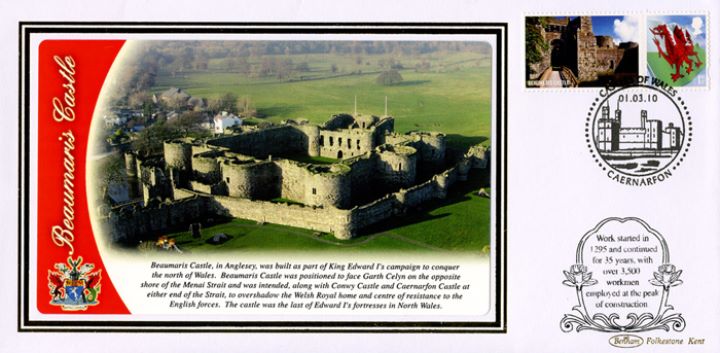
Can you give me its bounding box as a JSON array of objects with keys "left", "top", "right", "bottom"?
[{"left": 47, "top": 257, "right": 102, "bottom": 311}]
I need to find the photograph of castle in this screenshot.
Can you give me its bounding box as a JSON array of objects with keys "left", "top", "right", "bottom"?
[
  {"left": 89, "top": 39, "right": 495, "bottom": 253},
  {"left": 526, "top": 16, "right": 639, "bottom": 87}
]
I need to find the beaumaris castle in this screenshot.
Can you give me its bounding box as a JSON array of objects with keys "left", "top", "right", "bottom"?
[
  {"left": 527, "top": 16, "right": 638, "bottom": 85},
  {"left": 101, "top": 112, "right": 489, "bottom": 243}
]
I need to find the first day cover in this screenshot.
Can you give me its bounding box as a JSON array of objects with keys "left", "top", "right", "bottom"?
[{"left": 2, "top": 0, "right": 720, "bottom": 352}]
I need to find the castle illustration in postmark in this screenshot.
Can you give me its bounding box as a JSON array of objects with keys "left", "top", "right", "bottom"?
[{"left": 587, "top": 76, "right": 690, "bottom": 186}]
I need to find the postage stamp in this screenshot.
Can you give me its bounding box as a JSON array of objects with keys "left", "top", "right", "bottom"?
[
  {"left": 526, "top": 16, "right": 640, "bottom": 88},
  {"left": 647, "top": 15, "right": 708, "bottom": 87}
]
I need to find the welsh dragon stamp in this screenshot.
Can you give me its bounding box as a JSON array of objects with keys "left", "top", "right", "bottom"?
[{"left": 648, "top": 15, "right": 708, "bottom": 87}]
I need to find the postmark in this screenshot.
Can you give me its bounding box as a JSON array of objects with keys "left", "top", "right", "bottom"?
[{"left": 587, "top": 76, "right": 690, "bottom": 186}]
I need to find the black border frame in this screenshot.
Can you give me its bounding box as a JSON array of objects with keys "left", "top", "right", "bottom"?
[{"left": 18, "top": 22, "right": 507, "bottom": 333}]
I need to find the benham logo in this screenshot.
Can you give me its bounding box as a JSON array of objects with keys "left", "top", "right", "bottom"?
[{"left": 609, "top": 334, "right": 644, "bottom": 348}]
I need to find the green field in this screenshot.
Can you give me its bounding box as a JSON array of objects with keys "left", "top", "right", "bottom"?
[
  {"left": 148, "top": 48, "right": 493, "bottom": 253},
  {"left": 153, "top": 51, "right": 492, "bottom": 149},
  {"left": 648, "top": 45, "right": 706, "bottom": 86},
  {"left": 164, "top": 171, "right": 491, "bottom": 253}
]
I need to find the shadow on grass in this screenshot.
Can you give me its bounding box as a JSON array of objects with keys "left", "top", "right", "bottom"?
[
  {"left": 256, "top": 104, "right": 301, "bottom": 117},
  {"left": 445, "top": 134, "right": 488, "bottom": 152},
  {"left": 395, "top": 80, "right": 431, "bottom": 87},
  {"left": 355, "top": 169, "right": 490, "bottom": 238}
]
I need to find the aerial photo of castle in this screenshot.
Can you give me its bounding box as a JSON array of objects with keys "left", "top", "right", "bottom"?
[
  {"left": 91, "top": 40, "right": 493, "bottom": 252},
  {"left": 106, "top": 112, "right": 487, "bottom": 243},
  {"left": 526, "top": 16, "right": 639, "bottom": 87}
]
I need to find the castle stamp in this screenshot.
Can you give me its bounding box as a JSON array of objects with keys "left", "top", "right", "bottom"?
[
  {"left": 560, "top": 217, "right": 685, "bottom": 334},
  {"left": 526, "top": 16, "right": 640, "bottom": 88},
  {"left": 648, "top": 15, "right": 708, "bottom": 87},
  {"left": 587, "top": 76, "right": 690, "bottom": 186}
]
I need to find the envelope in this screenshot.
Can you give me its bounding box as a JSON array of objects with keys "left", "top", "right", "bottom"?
[{"left": 3, "top": 1, "right": 719, "bottom": 352}]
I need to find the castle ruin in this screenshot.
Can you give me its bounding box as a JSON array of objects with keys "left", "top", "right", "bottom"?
[
  {"left": 102, "top": 113, "right": 489, "bottom": 244},
  {"left": 528, "top": 16, "right": 639, "bottom": 85}
]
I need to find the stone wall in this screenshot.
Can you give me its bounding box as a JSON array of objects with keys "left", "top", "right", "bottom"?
[
  {"left": 376, "top": 145, "right": 418, "bottom": 187},
  {"left": 208, "top": 125, "right": 307, "bottom": 159},
  {"left": 349, "top": 195, "right": 397, "bottom": 231},
  {"left": 344, "top": 153, "right": 378, "bottom": 203},
  {"left": 595, "top": 47, "right": 624, "bottom": 74},
  {"left": 137, "top": 159, "right": 172, "bottom": 204},
  {"left": 109, "top": 144, "right": 488, "bottom": 242},
  {"left": 396, "top": 179, "right": 440, "bottom": 207},
  {"left": 163, "top": 141, "right": 192, "bottom": 171},
  {"left": 323, "top": 114, "right": 355, "bottom": 130},
  {"left": 209, "top": 193, "right": 354, "bottom": 239},
  {"left": 319, "top": 129, "right": 374, "bottom": 159},
  {"left": 295, "top": 123, "right": 320, "bottom": 157},
  {"left": 192, "top": 151, "right": 222, "bottom": 184},
  {"left": 102, "top": 195, "right": 212, "bottom": 244},
  {"left": 222, "top": 159, "right": 280, "bottom": 199},
  {"left": 275, "top": 159, "right": 351, "bottom": 209}
]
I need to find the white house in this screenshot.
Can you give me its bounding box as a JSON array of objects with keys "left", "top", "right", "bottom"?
[
  {"left": 103, "top": 113, "right": 128, "bottom": 128},
  {"left": 213, "top": 111, "right": 243, "bottom": 134}
]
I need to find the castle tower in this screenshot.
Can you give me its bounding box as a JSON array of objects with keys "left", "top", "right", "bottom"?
[
  {"left": 124, "top": 152, "right": 140, "bottom": 199},
  {"left": 300, "top": 124, "right": 321, "bottom": 157},
  {"left": 163, "top": 141, "right": 192, "bottom": 189},
  {"left": 641, "top": 110, "right": 662, "bottom": 150},
  {"left": 576, "top": 16, "right": 599, "bottom": 82},
  {"left": 596, "top": 104, "right": 619, "bottom": 152},
  {"left": 578, "top": 16, "right": 593, "bottom": 35},
  {"left": 640, "top": 110, "right": 647, "bottom": 128}
]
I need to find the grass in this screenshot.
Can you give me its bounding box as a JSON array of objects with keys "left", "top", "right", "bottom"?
[
  {"left": 270, "top": 197, "right": 304, "bottom": 206},
  {"left": 286, "top": 155, "right": 338, "bottom": 165},
  {"left": 648, "top": 45, "right": 706, "bottom": 86},
  {"left": 164, "top": 170, "right": 490, "bottom": 253},
  {"left": 153, "top": 51, "right": 492, "bottom": 150}
]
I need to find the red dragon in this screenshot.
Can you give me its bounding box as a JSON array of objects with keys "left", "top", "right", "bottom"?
[
  {"left": 650, "top": 24, "right": 703, "bottom": 82},
  {"left": 47, "top": 270, "right": 65, "bottom": 300}
]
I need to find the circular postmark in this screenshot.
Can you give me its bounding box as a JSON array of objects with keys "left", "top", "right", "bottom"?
[{"left": 587, "top": 77, "right": 691, "bottom": 186}]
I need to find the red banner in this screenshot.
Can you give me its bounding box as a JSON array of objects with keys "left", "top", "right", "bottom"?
[{"left": 37, "top": 40, "right": 129, "bottom": 314}]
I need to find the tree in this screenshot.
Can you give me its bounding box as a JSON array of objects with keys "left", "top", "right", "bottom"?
[
  {"left": 207, "top": 97, "right": 222, "bottom": 115},
  {"left": 170, "top": 111, "right": 206, "bottom": 137},
  {"left": 235, "top": 96, "right": 257, "bottom": 118},
  {"left": 218, "top": 93, "right": 238, "bottom": 113},
  {"left": 127, "top": 91, "right": 152, "bottom": 108},
  {"left": 132, "top": 124, "right": 178, "bottom": 157},
  {"left": 94, "top": 153, "right": 126, "bottom": 205},
  {"left": 106, "top": 128, "right": 129, "bottom": 145},
  {"left": 376, "top": 70, "right": 404, "bottom": 86},
  {"left": 526, "top": 17, "right": 549, "bottom": 65}
]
